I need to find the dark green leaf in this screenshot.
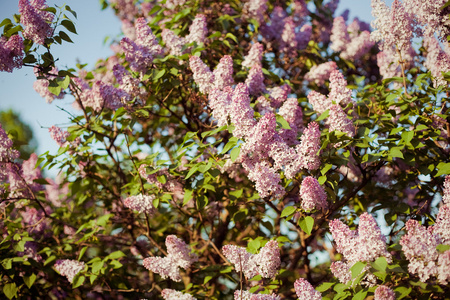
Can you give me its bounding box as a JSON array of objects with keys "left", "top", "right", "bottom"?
[
  {"left": 61, "top": 20, "right": 77, "bottom": 34},
  {"left": 59, "top": 31, "right": 73, "bottom": 43}
]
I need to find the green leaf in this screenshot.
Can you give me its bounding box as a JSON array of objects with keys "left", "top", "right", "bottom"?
[
  {"left": 24, "top": 273, "right": 37, "bottom": 288},
  {"left": 437, "top": 244, "right": 450, "bottom": 253},
  {"left": 247, "top": 239, "right": 261, "bottom": 254},
  {"left": 91, "top": 261, "right": 103, "bottom": 274},
  {"left": 350, "top": 261, "right": 366, "bottom": 279},
  {"left": 107, "top": 250, "right": 125, "bottom": 260},
  {"left": 436, "top": 162, "right": 450, "bottom": 177},
  {"left": 230, "top": 146, "right": 240, "bottom": 162},
  {"left": 220, "top": 139, "right": 237, "bottom": 154},
  {"left": 204, "top": 275, "right": 213, "bottom": 284},
  {"left": 395, "top": 286, "right": 412, "bottom": 299},
  {"left": 389, "top": 147, "right": 404, "bottom": 159},
  {"left": 3, "top": 283, "right": 17, "bottom": 299},
  {"left": 48, "top": 84, "right": 62, "bottom": 96},
  {"left": 401, "top": 130, "right": 414, "bottom": 144},
  {"left": 441, "top": 0, "right": 450, "bottom": 10},
  {"left": 59, "top": 31, "right": 73, "bottom": 43},
  {"left": 276, "top": 115, "right": 291, "bottom": 129},
  {"left": 183, "top": 189, "right": 193, "bottom": 206},
  {"left": 185, "top": 165, "right": 199, "bottom": 179},
  {"left": 0, "top": 18, "right": 12, "bottom": 28},
  {"left": 321, "top": 163, "right": 333, "bottom": 175},
  {"left": 299, "top": 216, "right": 314, "bottom": 235},
  {"left": 352, "top": 290, "right": 367, "bottom": 300},
  {"left": 153, "top": 69, "right": 166, "bottom": 81},
  {"left": 78, "top": 246, "right": 88, "bottom": 260},
  {"left": 61, "top": 19, "right": 77, "bottom": 34},
  {"left": 280, "top": 206, "right": 296, "bottom": 218},
  {"left": 371, "top": 256, "right": 387, "bottom": 272},
  {"left": 72, "top": 275, "right": 85, "bottom": 289},
  {"left": 316, "top": 109, "right": 329, "bottom": 121},
  {"left": 316, "top": 282, "right": 334, "bottom": 292}
]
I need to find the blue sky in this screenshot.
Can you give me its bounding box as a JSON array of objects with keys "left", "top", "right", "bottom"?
[{"left": 0, "top": 0, "right": 376, "bottom": 156}]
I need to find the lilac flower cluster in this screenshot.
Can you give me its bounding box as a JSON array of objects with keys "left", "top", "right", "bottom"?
[
  {"left": 143, "top": 235, "right": 198, "bottom": 282},
  {"left": 242, "top": 43, "right": 264, "bottom": 69},
  {"left": 423, "top": 34, "right": 450, "bottom": 87},
  {"left": 222, "top": 240, "right": 280, "bottom": 279},
  {"left": 299, "top": 176, "right": 327, "bottom": 211},
  {"left": 138, "top": 164, "right": 183, "bottom": 194},
  {"left": 48, "top": 125, "right": 70, "bottom": 147},
  {"left": 161, "top": 289, "right": 197, "bottom": 300},
  {"left": 18, "top": 0, "right": 54, "bottom": 45},
  {"left": 162, "top": 28, "right": 186, "bottom": 56},
  {"left": 186, "top": 14, "right": 208, "bottom": 45},
  {"left": 243, "top": 0, "right": 268, "bottom": 24},
  {"left": 0, "top": 123, "right": 20, "bottom": 162},
  {"left": 245, "top": 64, "right": 265, "bottom": 95},
  {"left": 213, "top": 55, "right": 234, "bottom": 90},
  {"left": 294, "top": 278, "right": 322, "bottom": 300},
  {"left": 374, "top": 285, "right": 396, "bottom": 300},
  {"left": 120, "top": 18, "right": 162, "bottom": 73},
  {"left": 54, "top": 259, "right": 85, "bottom": 283},
  {"left": 330, "top": 16, "right": 374, "bottom": 61},
  {"left": 296, "top": 122, "right": 321, "bottom": 170},
  {"left": 0, "top": 35, "right": 24, "bottom": 72},
  {"left": 33, "top": 67, "right": 64, "bottom": 103},
  {"left": 329, "top": 213, "right": 391, "bottom": 284},
  {"left": 278, "top": 98, "right": 304, "bottom": 145},
  {"left": 304, "top": 61, "right": 337, "bottom": 86},
  {"left": 189, "top": 56, "right": 215, "bottom": 94},
  {"left": 376, "top": 44, "right": 416, "bottom": 86},
  {"left": 234, "top": 290, "right": 280, "bottom": 300},
  {"left": 123, "top": 194, "right": 156, "bottom": 215}
]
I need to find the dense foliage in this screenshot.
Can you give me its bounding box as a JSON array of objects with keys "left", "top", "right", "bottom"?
[{"left": 1, "top": 0, "right": 450, "bottom": 299}]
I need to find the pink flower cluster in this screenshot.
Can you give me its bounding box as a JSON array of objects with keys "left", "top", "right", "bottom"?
[
  {"left": 189, "top": 56, "right": 215, "bottom": 94},
  {"left": 54, "top": 259, "right": 85, "bottom": 283},
  {"left": 143, "top": 235, "right": 198, "bottom": 282},
  {"left": 329, "top": 213, "right": 391, "bottom": 284},
  {"left": 243, "top": 0, "right": 268, "bottom": 24},
  {"left": 330, "top": 16, "right": 374, "bottom": 60},
  {"left": 374, "top": 285, "right": 395, "bottom": 300},
  {"left": 424, "top": 34, "right": 450, "bottom": 87},
  {"left": 304, "top": 61, "right": 337, "bottom": 86},
  {"left": 222, "top": 240, "right": 280, "bottom": 279},
  {"left": 234, "top": 290, "right": 281, "bottom": 300},
  {"left": 294, "top": 278, "right": 321, "bottom": 300},
  {"left": 120, "top": 18, "right": 163, "bottom": 73},
  {"left": 18, "top": 0, "right": 54, "bottom": 45},
  {"left": 376, "top": 45, "right": 415, "bottom": 83},
  {"left": 123, "top": 194, "right": 156, "bottom": 215},
  {"left": 0, "top": 123, "right": 20, "bottom": 162},
  {"left": 138, "top": 164, "right": 183, "bottom": 194},
  {"left": 0, "top": 35, "right": 24, "bottom": 72},
  {"left": 299, "top": 176, "right": 327, "bottom": 211},
  {"left": 48, "top": 125, "right": 69, "bottom": 147},
  {"left": 186, "top": 14, "right": 208, "bottom": 45},
  {"left": 161, "top": 289, "right": 197, "bottom": 300},
  {"left": 242, "top": 43, "right": 264, "bottom": 69}
]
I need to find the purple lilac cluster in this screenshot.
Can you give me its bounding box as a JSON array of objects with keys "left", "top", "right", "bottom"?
[
  {"left": 33, "top": 67, "right": 64, "bottom": 103},
  {"left": 161, "top": 289, "right": 197, "bottom": 300},
  {"left": 120, "top": 18, "right": 162, "bottom": 73},
  {"left": 0, "top": 35, "right": 24, "bottom": 72},
  {"left": 423, "top": 34, "right": 450, "bottom": 87},
  {"left": 234, "top": 290, "right": 280, "bottom": 300},
  {"left": 189, "top": 56, "right": 215, "bottom": 94},
  {"left": 245, "top": 64, "right": 265, "bottom": 95},
  {"left": 278, "top": 98, "right": 303, "bottom": 146},
  {"left": 0, "top": 123, "right": 20, "bottom": 162},
  {"left": 109, "top": 0, "right": 139, "bottom": 21},
  {"left": 299, "top": 176, "right": 327, "bottom": 211},
  {"left": 48, "top": 125, "right": 70, "bottom": 147},
  {"left": 294, "top": 278, "right": 322, "bottom": 300},
  {"left": 243, "top": 0, "right": 268, "bottom": 24},
  {"left": 242, "top": 43, "right": 264, "bottom": 69},
  {"left": 222, "top": 240, "right": 281, "bottom": 279},
  {"left": 186, "top": 14, "right": 208, "bottom": 45},
  {"left": 296, "top": 122, "right": 321, "bottom": 171},
  {"left": 304, "top": 61, "right": 337, "bottom": 86},
  {"left": 376, "top": 45, "right": 416, "bottom": 84},
  {"left": 18, "top": 0, "right": 54, "bottom": 45},
  {"left": 161, "top": 28, "right": 186, "bottom": 56},
  {"left": 143, "top": 235, "right": 198, "bottom": 282},
  {"left": 374, "top": 285, "right": 396, "bottom": 300},
  {"left": 208, "top": 87, "right": 233, "bottom": 126},
  {"left": 54, "top": 259, "right": 85, "bottom": 283},
  {"left": 330, "top": 16, "right": 374, "bottom": 60},
  {"left": 123, "top": 194, "right": 156, "bottom": 215},
  {"left": 329, "top": 213, "right": 391, "bottom": 285},
  {"left": 213, "top": 55, "right": 234, "bottom": 90}
]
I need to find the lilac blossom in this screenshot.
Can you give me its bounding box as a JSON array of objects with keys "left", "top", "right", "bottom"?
[
  {"left": 164, "top": 0, "right": 187, "bottom": 10},
  {"left": 33, "top": 67, "right": 64, "bottom": 103},
  {"left": 143, "top": 235, "right": 198, "bottom": 282},
  {"left": 234, "top": 291, "right": 280, "bottom": 300},
  {"left": 330, "top": 16, "right": 350, "bottom": 53},
  {"left": 48, "top": 125, "right": 69, "bottom": 147},
  {"left": 328, "top": 104, "right": 355, "bottom": 138},
  {"left": 186, "top": 14, "right": 208, "bottom": 45},
  {"left": 243, "top": 0, "right": 268, "bottom": 24},
  {"left": 244, "top": 160, "right": 285, "bottom": 199},
  {"left": 443, "top": 175, "right": 450, "bottom": 205},
  {"left": 245, "top": 64, "right": 265, "bottom": 95},
  {"left": 121, "top": 19, "right": 135, "bottom": 40},
  {"left": 22, "top": 153, "right": 42, "bottom": 193},
  {"left": 162, "top": 28, "right": 186, "bottom": 56},
  {"left": 230, "top": 83, "right": 256, "bottom": 139},
  {"left": 304, "top": 61, "right": 337, "bottom": 86},
  {"left": 296, "top": 24, "right": 312, "bottom": 50},
  {"left": 299, "top": 176, "right": 327, "bottom": 211},
  {"left": 377, "top": 45, "right": 416, "bottom": 82},
  {"left": 374, "top": 285, "right": 396, "bottom": 300},
  {"left": 54, "top": 259, "right": 85, "bottom": 283},
  {"left": 307, "top": 91, "right": 330, "bottom": 115},
  {"left": 18, "top": 0, "right": 54, "bottom": 45},
  {"left": 341, "top": 30, "right": 374, "bottom": 61},
  {"left": 161, "top": 289, "right": 197, "bottom": 300},
  {"left": 294, "top": 278, "right": 322, "bottom": 300},
  {"left": 297, "top": 122, "right": 321, "bottom": 171},
  {"left": 0, "top": 123, "right": 20, "bottom": 161},
  {"left": 222, "top": 240, "right": 281, "bottom": 279},
  {"left": 242, "top": 43, "right": 264, "bottom": 69},
  {"left": 123, "top": 194, "right": 156, "bottom": 214},
  {"left": 0, "top": 35, "right": 24, "bottom": 72},
  {"left": 208, "top": 87, "right": 232, "bottom": 126},
  {"left": 278, "top": 98, "right": 303, "bottom": 145},
  {"left": 329, "top": 70, "right": 352, "bottom": 107},
  {"left": 434, "top": 204, "right": 450, "bottom": 246},
  {"left": 424, "top": 34, "right": 450, "bottom": 87},
  {"left": 213, "top": 55, "right": 234, "bottom": 90},
  {"left": 267, "top": 84, "right": 290, "bottom": 108},
  {"left": 189, "top": 56, "right": 215, "bottom": 94},
  {"left": 110, "top": 0, "right": 139, "bottom": 21},
  {"left": 269, "top": 139, "right": 299, "bottom": 179}
]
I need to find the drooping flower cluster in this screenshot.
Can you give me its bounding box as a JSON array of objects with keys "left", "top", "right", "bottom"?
[
  {"left": 299, "top": 176, "right": 328, "bottom": 211},
  {"left": 123, "top": 194, "right": 156, "bottom": 214},
  {"left": 120, "top": 18, "right": 163, "bottom": 73},
  {"left": 18, "top": 0, "right": 54, "bottom": 45},
  {"left": 0, "top": 35, "right": 24, "bottom": 72},
  {"left": 304, "top": 61, "right": 337, "bottom": 86},
  {"left": 208, "top": 87, "right": 233, "bottom": 126},
  {"left": 330, "top": 16, "right": 374, "bottom": 60},
  {"left": 294, "top": 278, "right": 322, "bottom": 300},
  {"left": 48, "top": 125, "right": 70, "bottom": 147},
  {"left": 161, "top": 289, "right": 197, "bottom": 300},
  {"left": 376, "top": 45, "right": 416, "bottom": 83},
  {"left": 245, "top": 64, "right": 265, "bottom": 95},
  {"left": 329, "top": 213, "right": 391, "bottom": 285},
  {"left": 143, "top": 235, "right": 198, "bottom": 282},
  {"left": 278, "top": 98, "right": 303, "bottom": 145},
  {"left": 54, "top": 259, "right": 85, "bottom": 283},
  {"left": 374, "top": 285, "right": 396, "bottom": 300},
  {"left": 222, "top": 240, "right": 281, "bottom": 279}
]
